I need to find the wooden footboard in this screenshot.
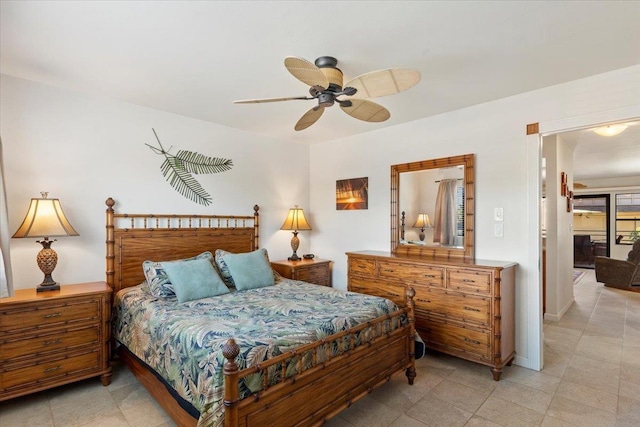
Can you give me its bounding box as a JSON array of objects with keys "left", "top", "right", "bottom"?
[{"left": 223, "top": 289, "right": 416, "bottom": 427}]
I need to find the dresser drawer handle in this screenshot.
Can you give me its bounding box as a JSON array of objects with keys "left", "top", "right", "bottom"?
[
  {"left": 463, "top": 337, "right": 481, "bottom": 345},
  {"left": 417, "top": 298, "right": 431, "bottom": 303},
  {"left": 386, "top": 291, "right": 400, "bottom": 297},
  {"left": 43, "top": 312, "right": 63, "bottom": 319},
  {"left": 461, "top": 279, "right": 476, "bottom": 283},
  {"left": 463, "top": 306, "right": 481, "bottom": 312},
  {"left": 44, "top": 365, "right": 62, "bottom": 374},
  {"left": 423, "top": 274, "right": 438, "bottom": 279},
  {"left": 383, "top": 269, "right": 395, "bottom": 273},
  {"left": 43, "top": 339, "right": 63, "bottom": 346}
]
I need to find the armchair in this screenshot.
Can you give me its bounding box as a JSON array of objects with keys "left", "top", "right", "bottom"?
[{"left": 595, "top": 239, "right": 640, "bottom": 290}]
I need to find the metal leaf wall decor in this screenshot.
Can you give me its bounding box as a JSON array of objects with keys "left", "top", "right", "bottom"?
[{"left": 146, "top": 129, "right": 233, "bottom": 206}]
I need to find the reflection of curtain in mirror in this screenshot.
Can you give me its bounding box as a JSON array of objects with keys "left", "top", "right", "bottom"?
[
  {"left": 0, "top": 136, "right": 13, "bottom": 297},
  {"left": 433, "top": 179, "right": 458, "bottom": 245}
]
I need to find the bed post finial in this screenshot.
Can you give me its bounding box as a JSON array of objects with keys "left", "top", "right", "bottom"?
[
  {"left": 223, "top": 338, "right": 241, "bottom": 426},
  {"left": 106, "top": 197, "right": 115, "bottom": 291},
  {"left": 253, "top": 205, "right": 260, "bottom": 250}
]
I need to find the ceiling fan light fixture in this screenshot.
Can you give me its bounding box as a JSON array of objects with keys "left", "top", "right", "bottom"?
[{"left": 592, "top": 124, "right": 628, "bottom": 137}]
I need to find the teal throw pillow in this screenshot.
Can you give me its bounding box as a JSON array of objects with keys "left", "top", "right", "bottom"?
[
  {"left": 215, "top": 248, "right": 273, "bottom": 289},
  {"left": 223, "top": 249, "right": 275, "bottom": 291},
  {"left": 162, "top": 257, "right": 229, "bottom": 303},
  {"left": 142, "top": 251, "right": 214, "bottom": 297}
]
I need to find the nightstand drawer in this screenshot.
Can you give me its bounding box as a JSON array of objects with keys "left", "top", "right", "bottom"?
[
  {"left": 0, "top": 298, "right": 100, "bottom": 332},
  {"left": 447, "top": 269, "right": 492, "bottom": 294},
  {"left": 0, "top": 325, "right": 100, "bottom": 361},
  {"left": 1, "top": 350, "right": 100, "bottom": 391},
  {"left": 296, "top": 266, "right": 329, "bottom": 285}
]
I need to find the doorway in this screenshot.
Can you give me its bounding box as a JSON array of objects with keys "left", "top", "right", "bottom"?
[
  {"left": 573, "top": 194, "right": 610, "bottom": 268},
  {"left": 525, "top": 105, "right": 640, "bottom": 372}
]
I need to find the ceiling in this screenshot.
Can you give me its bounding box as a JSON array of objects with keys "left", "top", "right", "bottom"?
[
  {"left": 1, "top": 1, "right": 639, "bottom": 179},
  {"left": 560, "top": 121, "right": 640, "bottom": 183}
]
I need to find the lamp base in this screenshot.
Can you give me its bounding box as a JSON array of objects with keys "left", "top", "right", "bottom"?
[
  {"left": 36, "top": 239, "right": 60, "bottom": 292},
  {"left": 288, "top": 231, "right": 301, "bottom": 261},
  {"left": 37, "top": 282, "right": 60, "bottom": 292}
]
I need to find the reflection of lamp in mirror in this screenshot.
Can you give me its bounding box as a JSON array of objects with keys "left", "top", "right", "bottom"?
[
  {"left": 280, "top": 205, "right": 312, "bottom": 261},
  {"left": 12, "top": 192, "right": 79, "bottom": 292},
  {"left": 413, "top": 213, "right": 432, "bottom": 241}
]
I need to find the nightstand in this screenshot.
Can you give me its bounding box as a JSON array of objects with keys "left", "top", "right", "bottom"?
[
  {"left": 271, "top": 258, "right": 332, "bottom": 287},
  {"left": 0, "top": 282, "right": 112, "bottom": 401}
]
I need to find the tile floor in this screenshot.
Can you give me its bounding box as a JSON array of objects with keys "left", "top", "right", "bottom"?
[{"left": 2, "top": 268, "right": 640, "bottom": 427}]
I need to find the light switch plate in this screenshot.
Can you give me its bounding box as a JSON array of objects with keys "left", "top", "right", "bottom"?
[
  {"left": 494, "top": 207, "right": 504, "bottom": 222},
  {"left": 494, "top": 223, "right": 504, "bottom": 238}
]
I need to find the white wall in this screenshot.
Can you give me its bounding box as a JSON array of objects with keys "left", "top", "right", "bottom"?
[
  {"left": 1, "top": 75, "right": 310, "bottom": 289},
  {"left": 309, "top": 64, "right": 640, "bottom": 371},
  {"left": 542, "top": 134, "right": 575, "bottom": 321}
]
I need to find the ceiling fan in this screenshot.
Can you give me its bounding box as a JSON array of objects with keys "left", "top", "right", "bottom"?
[{"left": 233, "top": 56, "right": 421, "bottom": 131}]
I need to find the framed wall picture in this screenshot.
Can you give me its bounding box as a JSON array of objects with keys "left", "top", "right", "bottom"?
[
  {"left": 336, "top": 177, "right": 368, "bottom": 210},
  {"left": 560, "top": 172, "right": 567, "bottom": 196}
]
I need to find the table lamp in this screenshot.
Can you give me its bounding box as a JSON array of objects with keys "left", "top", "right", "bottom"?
[
  {"left": 280, "top": 206, "right": 312, "bottom": 261},
  {"left": 12, "top": 192, "right": 79, "bottom": 292},
  {"left": 413, "top": 213, "right": 432, "bottom": 241}
]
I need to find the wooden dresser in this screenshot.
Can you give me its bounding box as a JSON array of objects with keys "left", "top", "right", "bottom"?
[
  {"left": 271, "top": 258, "right": 332, "bottom": 287},
  {"left": 346, "top": 251, "right": 516, "bottom": 380},
  {"left": 0, "top": 282, "right": 112, "bottom": 401}
]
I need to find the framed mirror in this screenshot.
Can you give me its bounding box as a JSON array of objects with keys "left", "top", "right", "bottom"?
[{"left": 391, "top": 154, "right": 475, "bottom": 259}]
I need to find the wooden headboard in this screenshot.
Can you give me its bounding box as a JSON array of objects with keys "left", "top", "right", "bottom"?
[{"left": 105, "top": 197, "right": 260, "bottom": 294}]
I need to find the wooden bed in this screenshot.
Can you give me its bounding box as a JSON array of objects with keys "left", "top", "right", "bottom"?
[{"left": 105, "top": 197, "right": 416, "bottom": 427}]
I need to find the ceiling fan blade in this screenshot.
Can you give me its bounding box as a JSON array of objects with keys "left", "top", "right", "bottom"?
[
  {"left": 340, "top": 99, "right": 390, "bottom": 123},
  {"left": 233, "top": 96, "right": 310, "bottom": 104},
  {"left": 284, "top": 56, "right": 329, "bottom": 89},
  {"left": 295, "top": 107, "right": 325, "bottom": 131},
  {"left": 344, "top": 68, "right": 421, "bottom": 99}
]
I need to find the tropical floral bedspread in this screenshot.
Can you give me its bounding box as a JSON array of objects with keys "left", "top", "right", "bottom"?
[{"left": 113, "top": 279, "right": 400, "bottom": 427}]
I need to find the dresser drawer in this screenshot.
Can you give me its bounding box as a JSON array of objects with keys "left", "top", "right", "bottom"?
[
  {"left": 447, "top": 269, "right": 492, "bottom": 294},
  {"left": 0, "top": 298, "right": 101, "bottom": 332},
  {"left": 1, "top": 350, "right": 100, "bottom": 391},
  {"left": 0, "top": 325, "right": 100, "bottom": 362},
  {"left": 414, "top": 288, "right": 491, "bottom": 326},
  {"left": 348, "top": 258, "right": 376, "bottom": 276},
  {"left": 348, "top": 278, "right": 406, "bottom": 306},
  {"left": 379, "top": 261, "right": 444, "bottom": 287},
  {"left": 417, "top": 319, "right": 491, "bottom": 360}
]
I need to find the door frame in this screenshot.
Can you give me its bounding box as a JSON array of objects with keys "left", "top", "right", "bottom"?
[{"left": 525, "top": 105, "right": 640, "bottom": 371}]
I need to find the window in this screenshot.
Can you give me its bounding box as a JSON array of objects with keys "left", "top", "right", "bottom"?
[
  {"left": 456, "top": 185, "right": 464, "bottom": 237},
  {"left": 615, "top": 193, "right": 640, "bottom": 244}
]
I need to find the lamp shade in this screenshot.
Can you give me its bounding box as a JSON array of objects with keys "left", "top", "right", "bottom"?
[
  {"left": 280, "top": 206, "right": 312, "bottom": 231},
  {"left": 413, "top": 213, "right": 432, "bottom": 229},
  {"left": 12, "top": 193, "right": 79, "bottom": 239}
]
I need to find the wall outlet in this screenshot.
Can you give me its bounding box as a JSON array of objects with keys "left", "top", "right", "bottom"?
[
  {"left": 494, "top": 207, "right": 504, "bottom": 222},
  {"left": 494, "top": 223, "right": 504, "bottom": 238}
]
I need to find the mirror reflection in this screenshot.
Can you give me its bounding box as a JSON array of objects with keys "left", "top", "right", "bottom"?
[
  {"left": 391, "top": 153, "right": 474, "bottom": 260},
  {"left": 399, "top": 166, "right": 465, "bottom": 248}
]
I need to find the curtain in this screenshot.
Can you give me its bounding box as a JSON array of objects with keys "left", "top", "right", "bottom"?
[
  {"left": 433, "top": 179, "right": 458, "bottom": 246},
  {"left": 0, "top": 136, "right": 13, "bottom": 297}
]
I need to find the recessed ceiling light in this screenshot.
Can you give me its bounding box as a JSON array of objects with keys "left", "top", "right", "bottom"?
[{"left": 592, "top": 124, "right": 628, "bottom": 137}]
